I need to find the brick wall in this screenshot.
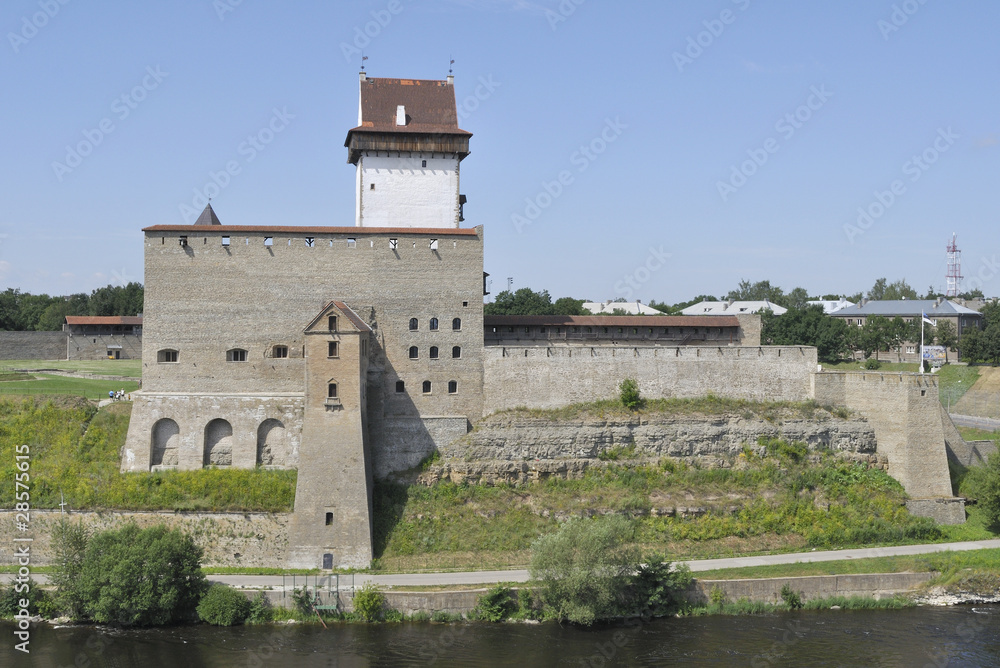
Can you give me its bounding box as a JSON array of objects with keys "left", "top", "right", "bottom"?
[{"left": 0, "top": 331, "right": 67, "bottom": 360}]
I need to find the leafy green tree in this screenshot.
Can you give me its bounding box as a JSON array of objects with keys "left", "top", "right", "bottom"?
[
  {"left": 73, "top": 524, "right": 207, "bottom": 626},
  {"left": 50, "top": 520, "right": 91, "bottom": 619},
  {"left": 858, "top": 316, "right": 892, "bottom": 361},
  {"left": 781, "top": 287, "right": 811, "bottom": 310},
  {"left": 761, "top": 306, "right": 850, "bottom": 363},
  {"left": 867, "top": 277, "right": 917, "bottom": 301},
  {"left": 961, "top": 451, "right": 1000, "bottom": 531},
  {"left": 959, "top": 288, "right": 984, "bottom": 299},
  {"left": 553, "top": 297, "right": 588, "bottom": 316},
  {"left": 197, "top": 584, "right": 252, "bottom": 626},
  {"left": 935, "top": 320, "right": 958, "bottom": 361},
  {"left": 727, "top": 279, "right": 784, "bottom": 303},
  {"left": 484, "top": 288, "right": 555, "bottom": 316},
  {"left": 530, "top": 516, "right": 639, "bottom": 625},
  {"left": 867, "top": 278, "right": 888, "bottom": 301},
  {"left": 619, "top": 378, "right": 642, "bottom": 410}
]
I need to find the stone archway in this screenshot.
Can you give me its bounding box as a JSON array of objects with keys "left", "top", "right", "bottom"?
[
  {"left": 151, "top": 418, "right": 179, "bottom": 467},
  {"left": 204, "top": 418, "right": 233, "bottom": 466},
  {"left": 257, "top": 419, "right": 286, "bottom": 466}
]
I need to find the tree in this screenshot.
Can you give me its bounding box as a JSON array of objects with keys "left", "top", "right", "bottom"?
[
  {"left": 886, "top": 316, "right": 909, "bottom": 362},
  {"left": 529, "top": 516, "right": 639, "bottom": 625},
  {"left": 867, "top": 278, "right": 888, "bottom": 301},
  {"left": 859, "top": 315, "right": 892, "bottom": 361},
  {"left": 727, "top": 279, "right": 784, "bottom": 304},
  {"left": 761, "top": 305, "right": 850, "bottom": 363},
  {"left": 781, "top": 287, "right": 811, "bottom": 311},
  {"left": 50, "top": 520, "right": 90, "bottom": 620},
  {"left": 484, "top": 288, "right": 555, "bottom": 316},
  {"left": 72, "top": 524, "right": 208, "bottom": 626},
  {"left": 553, "top": 297, "right": 588, "bottom": 316},
  {"left": 867, "top": 277, "right": 917, "bottom": 301},
  {"left": 961, "top": 451, "right": 1000, "bottom": 532},
  {"left": 197, "top": 584, "right": 252, "bottom": 626},
  {"left": 959, "top": 288, "right": 984, "bottom": 299}
]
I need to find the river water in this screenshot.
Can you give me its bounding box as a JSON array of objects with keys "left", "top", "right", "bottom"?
[{"left": 3, "top": 606, "right": 998, "bottom": 667}]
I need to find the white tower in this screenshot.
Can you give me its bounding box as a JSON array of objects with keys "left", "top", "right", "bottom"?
[{"left": 345, "top": 73, "right": 471, "bottom": 228}]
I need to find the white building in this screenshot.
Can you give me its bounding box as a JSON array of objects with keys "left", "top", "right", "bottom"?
[
  {"left": 807, "top": 298, "right": 854, "bottom": 314},
  {"left": 680, "top": 300, "right": 787, "bottom": 316},
  {"left": 583, "top": 301, "right": 663, "bottom": 316}
]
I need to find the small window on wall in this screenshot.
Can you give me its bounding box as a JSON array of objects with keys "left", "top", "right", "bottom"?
[
  {"left": 395, "top": 380, "right": 405, "bottom": 393},
  {"left": 421, "top": 159, "right": 427, "bottom": 168},
  {"left": 264, "top": 237, "right": 273, "bottom": 246},
  {"left": 429, "top": 318, "right": 439, "bottom": 331},
  {"left": 328, "top": 341, "right": 339, "bottom": 358},
  {"left": 325, "top": 513, "right": 333, "bottom": 526},
  {"left": 370, "top": 183, "right": 375, "bottom": 190},
  {"left": 452, "top": 318, "right": 461, "bottom": 330},
  {"left": 409, "top": 317, "right": 418, "bottom": 331},
  {"left": 347, "top": 238, "right": 357, "bottom": 248},
  {"left": 422, "top": 380, "right": 431, "bottom": 394},
  {"left": 227, "top": 349, "right": 247, "bottom": 362},
  {"left": 452, "top": 346, "right": 461, "bottom": 358},
  {"left": 390, "top": 238, "right": 398, "bottom": 250},
  {"left": 409, "top": 346, "right": 418, "bottom": 359},
  {"left": 273, "top": 345, "right": 288, "bottom": 359},
  {"left": 157, "top": 349, "right": 178, "bottom": 363},
  {"left": 328, "top": 383, "right": 338, "bottom": 399},
  {"left": 430, "top": 239, "right": 438, "bottom": 250},
  {"left": 429, "top": 346, "right": 439, "bottom": 359},
  {"left": 305, "top": 237, "right": 315, "bottom": 248},
  {"left": 179, "top": 236, "right": 188, "bottom": 247},
  {"left": 448, "top": 381, "right": 457, "bottom": 394},
  {"left": 222, "top": 236, "right": 230, "bottom": 247},
  {"left": 328, "top": 316, "right": 337, "bottom": 331}
]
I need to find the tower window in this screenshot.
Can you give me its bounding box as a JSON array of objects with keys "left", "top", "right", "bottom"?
[
  {"left": 421, "top": 159, "right": 427, "bottom": 168},
  {"left": 227, "top": 349, "right": 247, "bottom": 362},
  {"left": 157, "top": 349, "right": 178, "bottom": 363},
  {"left": 222, "top": 236, "right": 230, "bottom": 247},
  {"left": 273, "top": 345, "right": 288, "bottom": 359},
  {"left": 179, "top": 236, "right": 188, "bottom": 247},
  {"left": 395, "top": 380, "right": 405, "bottom": 393},
  {"left": 370, "top": 183, "right": 375, "bottom": 190},
  {"left": 429, "top": 346, "right": 439, "bottom": 359},
  {"left": 429, "top": 318, "right": 439, "bottom": 331},
  {"left": 264, "top": 237, "right": 273, "bottom": 246},
  {"left": 452, "top": 346, "right": 461, "bottom": 358},
  {"left": 328, "top": 341, "right": 339, "bottom": 358},
  {"left": 305, "top": 237, "right": 315, "bottom": 247},
  {"left": 347, "top": 238, "right": 356, "bottom": 248},
  {"left": 328, "top": 316, "right": 337, "bottom": 331},
  {"left": 390, "top": 238, "right": 398, "bottom": 250},
  {"left": 422, "top": 380, "right": 431, "bottom": 394},
  {"left": 452, "top": 318, "right": 462, "bottom": 330},
  {"left": 409, "top": 317, "right": 418, "bottom": 331},
  {"left": 328, "top": 383, "right": 338, "bottom": 399},
  {"left": 430, "top": 239, "right": 438, "bottom": 250},
  {"left": 409, "top": 346, "right": 418, "bottom": 359},
  {"left": 448, "top": 381, "right": 457, "bottom": 394},
  {"left": 325, "top": 512, "right": 333, "bottom": 526}
]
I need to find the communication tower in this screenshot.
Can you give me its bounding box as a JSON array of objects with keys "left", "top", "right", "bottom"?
[{"left": 946, "top": 234, "right": 963, "bottom": 297}]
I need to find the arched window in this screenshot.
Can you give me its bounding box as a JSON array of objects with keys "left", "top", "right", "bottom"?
[
  {"left": 422, "top": 380, "right": 431, "bottom": 394},
  {"left": 429, "top": 317, "right": 439, "bottom": 331},
  {"left": 157, "top": 349, "right": 178, "bottom": 363},
  {"left": 429, "top": 346, "right": 439, "bottom": 359},
  {"left": 227, "top": 348, "right": 247, "bottom": 362},
  {"left": 409, "top": 318, "right": 418, "bottom": 331},
  {"left": 448, "top": 381, "right": 457, "bottom": 394},
  {"left": 204, "top": 419, "right": 233, "bottom": 466},
  {"left": 452, "top": 317, "right": 461, "bottom": 330},
  {"left": 452, "top": 346, "right": 461, "bottom": 359},
  {"left": 408, "top": 346, "right": 418, "bottom": 359}
]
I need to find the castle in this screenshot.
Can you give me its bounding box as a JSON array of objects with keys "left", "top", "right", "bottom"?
[{"left": 122, "top": 72, "right": 965, "bottom": 569}]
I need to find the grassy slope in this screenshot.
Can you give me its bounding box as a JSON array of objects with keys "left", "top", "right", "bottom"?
[
  {"left": 0, "top": 397, "right": 295, "bottom": 512},
  {"left": 0, "top": 358, "right": 142, "bottom": 377},
  {"left": 0, "top": 374, "right": 139, "bottom": 401}
]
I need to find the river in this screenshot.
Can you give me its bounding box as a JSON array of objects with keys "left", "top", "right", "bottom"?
[{"left": 3, "top": 605, "right": 998, "bottom": 667}]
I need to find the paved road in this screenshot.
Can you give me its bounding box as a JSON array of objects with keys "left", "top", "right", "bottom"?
[
  {"left": 11, "top": 539, "right": 999, "bottom": 589},
  {"left": 950, "top": 413, "right": 1000, "bottom": 431}
]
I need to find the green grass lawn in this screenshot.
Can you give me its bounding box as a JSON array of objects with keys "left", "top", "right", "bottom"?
[
  {"left": 938, "top": 364, "right": 982, "bottom": 408},
  {"left": 821, "top": 361, "right": 920, "bottom": 372},
  {"left": 0, "top": 358, "right": 142, "bottom": 378},
  {"left": 0, "top": 374, "right": 139, "bottom": 401}
]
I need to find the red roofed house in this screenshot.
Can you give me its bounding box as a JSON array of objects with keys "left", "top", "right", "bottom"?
[{"left": 64, "top": 315, "right": 142, "bottom": 360}]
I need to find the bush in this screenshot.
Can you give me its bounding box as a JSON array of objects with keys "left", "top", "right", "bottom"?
[
  {"left": 197, "top": 584, "right": 252, "bottom": 626},
  {"left": 619, "top": 378, "right": 642, "bottom": 411},
  {"left": 530, "top": 516, "right": 639, "bottom": 625},
  {"left": 473, "top": 584, "right": 516, "bottom": 622},
  {"left": 353, "top": 583, "right": 387, "bottom": 622},
  {"left": 246, "top": 591, "right": 273, "bottom": 624},
  {"left": 71, "top": 524, "right": 208, "bottom": 626},
  {"left": 0, "top": 579, "right": 57, "bottom": 618},
  {"left": 864, "top": 358, "right": 881, "bottom": 370},
  {"left": 961, "top": 451, "right": 1000, "bottom": 532},
  {"left": 50, "top": 520, "right": 90, "bottom": 620},
  {"left": 780, "top": 583, "right": 802, "bottom": 610}
]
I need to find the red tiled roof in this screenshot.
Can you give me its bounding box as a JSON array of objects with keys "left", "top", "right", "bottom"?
[
  {"left": 484, "top": 315, "right": 740, "bottom": 328},
  {"left": 65, "top": 316, "right": 142, "bottom": 326},
  {"left": 333, "top": 301, "right": 373, "bottom": 333},
  {"left": 348, "top": 77, "right": 471, "bottom": 137},
  {"left": 142, "top": 225, "right": 479, "bottom": 235}
]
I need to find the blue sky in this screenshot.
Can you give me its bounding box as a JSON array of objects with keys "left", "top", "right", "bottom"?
[{"left": 2, "top": 0, "right": 998, "bottom": 304}]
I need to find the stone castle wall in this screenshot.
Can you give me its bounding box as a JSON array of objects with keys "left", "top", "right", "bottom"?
[
  {"left": 812, "top": 371, "right": 954, "bottom": 499},
  {"left": 67, "top": 331, "right": 142, "bottom": 360},
  {"left": 0, "top": 331, "right": 67, "bottom": 360},
  {"left": 482, "top": 345, "right": 818, "bottom": 413}
]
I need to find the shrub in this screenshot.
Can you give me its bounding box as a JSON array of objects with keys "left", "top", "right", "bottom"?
[
  {"left": 961, "top": 451, "right": 1000, "bottom": 532},
  {"left": 246, "top": 591, "right": 273, "bottom": 624},
  {"left": 864, "top": 358, "right": 881, "bottom": 370},
  {"left": 291, "top": 587, "right": 320, "bottom": 616},
  {"left": 709, "top": 585, "right": 726, "bottom": 610},
  {"left": 530, "top": 516, "right": 639, "bottom": 625},
  {"left": 473, "top": 584, "right": 516, "bottom": 622},
  {"left": 50, "top": 520, "right": 90, "bottom": 620},
  {"left": 780, "top": 583, "right": 802, "bottom": 610},
  {"left": 353, "top": 583, "right": 387, "bottom": 622},
  {"left": 0, "top": 579, "right": 56, "bottom": 618},
  {"left": 197, "top": 584, "right": 252, "bottom": 626},
  {"left": 619, "top": 378, "right": 642, "bottom": 411},
  {"left": 72, "top": 524, "right": 208, "bottom": 626}
]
